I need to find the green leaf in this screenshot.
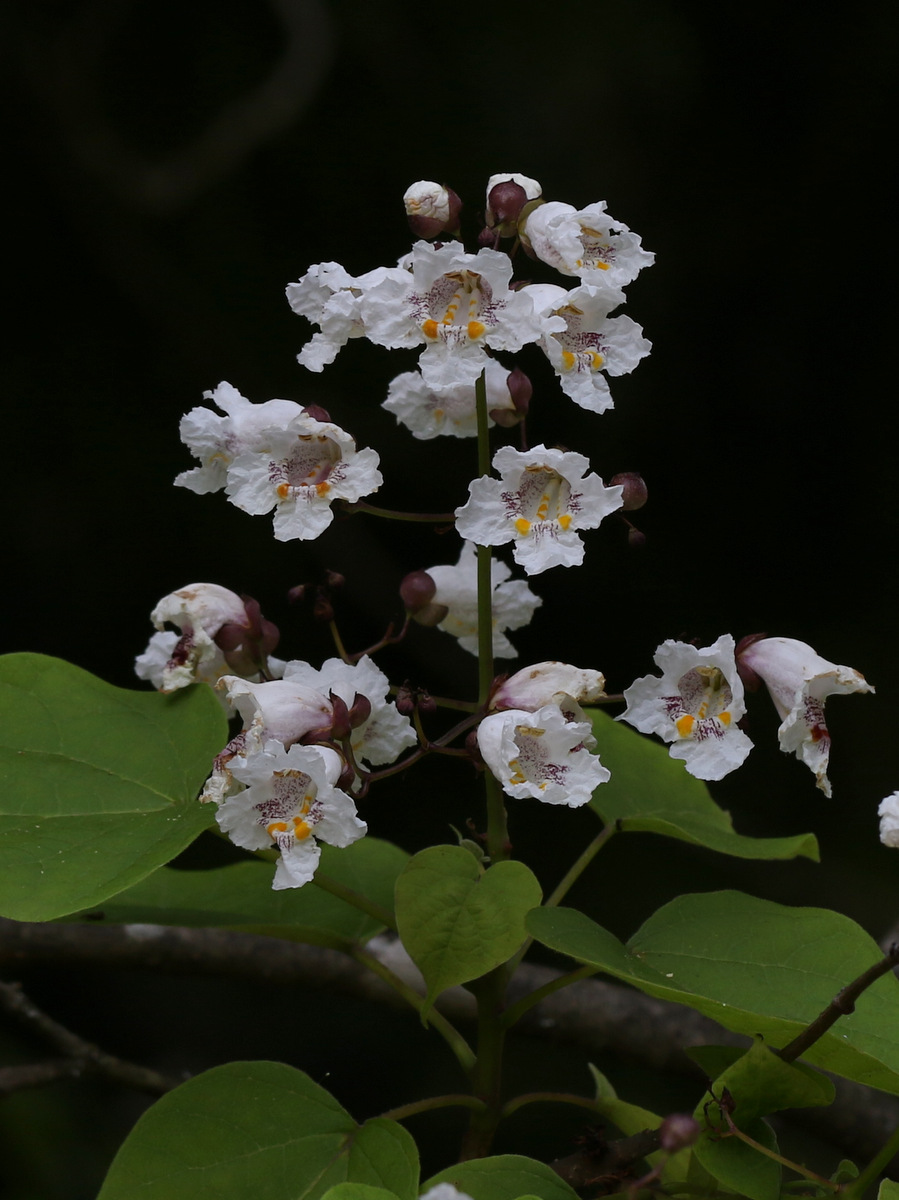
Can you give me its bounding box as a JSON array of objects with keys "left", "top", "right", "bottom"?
[
  {"left": 97, "top": 1062, "right": 419, "bottom": 1200},
  {"left": 698, "top": 1039, "right": 833, "bottom": 1128},
  {"left": 395, "top": 847, "right": 542, "bottom": 1015},
  {"left": 69, "top": 838, "right": 409, "bottom": 946},
  {"left": 423, "top": 1155, "right": 578, "bottom": 1200},
  {"left": 878, "top": 1182, "right": 899, "bottom": 1200},
  {"left": 0, "top": 654, "right": 227, "bottom": 921},
  {"left": 692, "top": 1118, "right": 781, "bottom": 1200},
  {"left": 587, "top": 1066, "right": 693, "bottom": 1187},
  {"left": 586, "top": 709, "right": 818, "bottom": 861},
  {"left": 527, "top": 891, "right": 899, "bottom": 1094},
  {"left": 322, "top": 1187, "right": 400, "bottom": 1200}
]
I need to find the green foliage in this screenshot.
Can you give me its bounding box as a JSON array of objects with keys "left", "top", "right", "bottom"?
[
  {"left": 97, "top": 1063, "right": 419, "bottom": 1200},
  {"left": 0, "top": 653, "right": 226, "bottom": 921},
  {"left": 526, "top": 890, "right": 899, "bottom": 1092},
  {"left": 68, "top": 837, "right": 409, "bottom": 946},
  {"left": 692, "top": 1117, "right": 781, "bottom": 1200},
  {"left": 587, "top": 1066, "right": 693, "bottom": 1187},
  {"left": 422, "top": 1155, "right": 579, "bottom": 1200},
  {"left": 698, "top": 1038, "right": 834, "bottom": 1126},
  {"left": 586, "top": 709, "right": 819, "bottom": 861},
  {"left": 394, "top": 846, "right": 542, "bottom": 1016}
]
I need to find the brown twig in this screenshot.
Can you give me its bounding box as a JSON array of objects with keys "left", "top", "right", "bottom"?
[{"left": 0, "top": 978, "right": 181, "bottom": 1096}]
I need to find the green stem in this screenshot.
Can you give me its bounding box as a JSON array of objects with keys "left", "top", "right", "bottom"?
[
  {"left": 312, "top": 871, "right": 397, "bottom": 933},
  {"left": 379, "top": 1094, "right": 488, "bottom": 1123},
  {"left": 340, "top": 499, "right": 456, "bottom": 523},
  {"left": 502, "top": 964, "right": 599, "bottom": 1030},
  {"left": 499, "top": 1090, "right": 604, "bottom": 1118},
  {"left": 545, "top": 822, "right": 618, "bottom": 909},
  {"left": 458, "top": 964, "right": 509, "bottom": 1160},
  {"left": 350, "top": 946, "right": 476, "bottom": 1074},
  {"left": 842, "top": 1120, "right": 899, "bottom": 1200}
]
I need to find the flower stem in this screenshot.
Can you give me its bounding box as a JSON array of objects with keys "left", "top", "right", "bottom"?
[
  {"left": 545, "top": 822, "right": 618, "bottom": 909},
  {"left": 311, "top": 871, "right": 397, "bottom": 933},
  {"left": 340, "top": 499, "right": 456, "bottom": 523},
  {"left": 458, "top": 964, "right": 509, "bottom": 1160},
  {"left": 841, "top": 1120, "right": 899, "bottom": 1200},
  {"left": 379, "top": 1094, "right": 487, "bottom": 1123},
  {"left": 501, "top": 964, "right": 599, "bottom": 1030}
]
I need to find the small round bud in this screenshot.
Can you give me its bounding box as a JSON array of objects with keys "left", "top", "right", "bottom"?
[
  {"left": 403, "top": 181, "right": 462, "bottom": 239},
  {"left": 610, "top": 472, "right": 648, "bottom": 511},
  {"left": 325, "top": 569, "right": 345, "bottom": 590},
  {"left": 303, "top": 404, "right": 332, "bottom": 423},
  {"left": 659, "top": 1113, "right": 700, "bottom": 1153},
  {"left": 400, "top": 570, "right": 437, "bottom": 613},
  {"left": 627, "top": 527, "right": 646, "bottom": 549},
  {"left": 485, "top": 173, "right": 542, "bottom": 237},
  {"left": 313, "top": 589, "right": 334, "bottom": 623},
  {"left": 394, "top": 684, "right": 415, "bottom": 717},
  {"left": 287, "top": 584, "right": 307, "bottom": 604}
]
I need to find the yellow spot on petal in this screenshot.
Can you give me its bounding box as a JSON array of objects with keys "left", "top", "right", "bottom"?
[
  {"left": 276, "top": 483, "right": 291, "bottom": 499},
  {"left": 422, "top": 319, "right": 439, "bottom": 339},
  {"left": 515, "top": 518, "right": 531, "bottom": 535},
  {"left": 675, "top": 714, "right": 695, "bottom": 738},
  {"left": 315, "top": 481, "right": 331, "bottom": 497},
  {"left": 719, "top": 711, "right": 731, "bottom": 726},
  {"left": 558, "top": 514, "right": 572, "bottom": 530},
  {"left": 588, "top": 351, "right": 604, "bottom": 370},
  {"left": 561, "top": 350, "right": 576, "bottom": 371},
  {"left": 467, "top": 320, "right": 486, "bottom": 340},
  {"left": 267, "top": 821, "right": 289, "bottom": 837},
  {"left": 293, "top": 818, "right": 313, "bottom": 840}
]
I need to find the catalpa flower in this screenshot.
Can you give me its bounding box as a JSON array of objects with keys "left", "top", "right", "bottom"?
[
  {"left": 878, "top": 792, "right": 899, "bottom": 848},
  {"left": 620, "top": 635, "right": 753, "bottom": 780},
  {"left": 527, "top": 283, "right": 651, "bottom": 414},
  {"left": 416, "top": 541, "right": 542, "bottom": 658},
  {"left": 522, "top": 200, "right": 654, "bottom": 290},
  {"left": 382, "top": 357, "right": 516, "bottom": 440},
  {"left": 492, "top": 661, "right": 606, "bottom": 717},
  {"left": 175, "top": 382, "right": 307, "bottom": 494},
  {"left": 286, "top": 262, "right": 398, "bottom": 371},
  {"left": 477, "top": 703, "right": 609, "bottom": 807},
  {"left": 225, "top": 413, "right": 382, "bottom": 541},
  {"left": 360, "top": 240, "right": 548, "bottom": 389},
  {"left": 217, "top": 741, "right": 366, "bottom": 890},
  {"left": 282, "top": 654, "right": 417, "bottom": 768},
  {"left": 455, "top": 445, "right": 623, "bottom": 574},
  {"left": 737, "top": 635, "right": 874, "bottom": 797}
]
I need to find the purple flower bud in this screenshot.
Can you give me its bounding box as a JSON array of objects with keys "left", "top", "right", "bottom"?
[
  {"left": 610, "top": 472, "right": 648, "bottom": 512},
  {"left": 328, "top": 692, "right": 352, "bottom": 740},
  {"left": 348, "top": 691, "right": 372, "bottom": 728},
  {"left": 313, "top": 589, "right": 334, "bottom": 623},
  {"left": 303, "top": 404, "right": 332, "bottom": 423},
  {"left": 394, "top": 684, "right": 416, "bottom": 716},
  {"left": 400, "top": 570, "right": 437, "bottom": 613},
  {"left": 627, "top": 527, "right": 647, "bottom": 548},
  {"left": 734, "top": 632, "right": 769, "bottom": 691},
  {"left": 403, "top": 181, "right": 462, "bottom": 239}
]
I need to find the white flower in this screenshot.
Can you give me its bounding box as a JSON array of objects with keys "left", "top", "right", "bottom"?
[
  {"left": 492, "top": 661, "right": 606, "bottom": 713},
  {"left": 175, "top": 382, "right": 307, "bottom": 494},
  {"left": 224, "top": 412, "right": 382, "bottom": 541},
  {"left": 420, "top": 1186, "right": 476, "bottom": 1200},
  {"left": 282, "top": 655, "right": 417, "bottom": 768},
  {"left": 217, "top": 741, "right": 366, "bottom": 889},
  {"left": 403, "top": 181, "right": 452, "bottom": 223},
  {"left": 201, "top": 676, "right": 333, "bottom": 805},
  {"left": 878, "top": 792, "right": 899, "bottom": 848},
  {"left": 620, "top": 635, "right": 753, "bottom": 781},
  {"left": 422, "top": 541, "right": 542, "bottom": 658},
  {"left": 455, "top": 445, "right": 623, "bottom": 575},
  {"left": 286, "top": 262, "right": 398, "bottom": 372},
  {"left": 360, "top": 240, "right": 546, "bottom": 389},
  {"left": 527, "top": 283, "right": 651, "bottom": 414},
  {"left": 382, "top": 358, "right": 515, "bottom": 440},
  {"left": 477, "top": 704, "right": 609, "bottom": 807},
  {"left": 135, "top": 584, "right": 246, "bottom": 692},
  {"left": 522, "top": 200, "right": 654, "bottom": 289},
  {"left": 737, "top": 636, "right": 874, "bottom": 797}
]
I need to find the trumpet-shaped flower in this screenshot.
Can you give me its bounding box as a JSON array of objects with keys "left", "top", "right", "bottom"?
[
  {"left": 527, "top": 283, "right": 651, "bottom": 414},
  {"left": 522, "top": 200, "right": 654, "bottom": 290},
  {"left": 477, "top": 704, "right": 609, "bottom": 807},
  {"left": 421, "top": 541, "right": 542, "bottom": 658},
  {"left": 360, "top": 240, "right": 548, "bottom": 389},
  {"left": 282, "top": 654, "right": 417, "bottom": 768},
  {"left": 225, "top": 413, "right": 382, "bottom": 541},
  {"left": 878, "top": 792, "right": 899, "bottom": 848},
  {"left": 491, "top": 661, "right": 606, "bottom": 714},
  {"left": 175, "top": 382, "right": 307, "bottom": 494},
  {"left": 134, "top": 583, "right": 249, "bottom": 692},
  {"left": 286, "top": 262, "right": 398, "bottom": 371},
  {"left": 736, "top": 636, "right": 874, "bottom": 796},
  {"left": 382, "top": 358, "right": 515, "bottom": 440},
  {"left": 621, "top": 635, "right": 753, "bottom": 780},
  {"left": 217, "top": 741, "right": 366, "bottom": 890},
  {"left": 455, "top": 445, "right": 623, "bottom": 574}
]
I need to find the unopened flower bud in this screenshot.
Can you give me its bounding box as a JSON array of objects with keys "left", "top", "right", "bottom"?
[
  {"left": 313, "top": 589, "right": 334, "bottom": 623},
  {"left": 394, "top": 684, "right": 416, "bottom": 716},
  {"left": 325, "top": 569, "right": 345, "bottom": 590},
  {"left": 627, "top": 527, "right": 646, "bottom": 548},
  {"left": 416, "top": 689, "right": 437, "bottom": 715},
  {"left": 734, "top": 632, "right": 769, "bottom": 691},
  {"left": 348, "top": 691, "right": 372, "bottom": 728},
  {"left": 303, "top": 404, "right": 332, "bottom": 423},
  {"left": 489, "top": 366, "right": 532, "bottom": 427},
  {"left": 403, "top": 181, "right": 462, "bottom": 239},
  {"left": 400, "top": 570, "right": 437, "bottom": 613},
  {"left": 328, "top": 691, "right": 352, "bottom": 740},
  {"left": 288, "top": 584, "right": 307, "bottom": 604},
  {"left": 659, "top": 1114, "right": 700, "bottom": 1153},
  {"left": 485, "top": 173, "right": 542, "bottom": 238},
  {"left": 610, "top": 472, "right": 648, "bottom": 512}
]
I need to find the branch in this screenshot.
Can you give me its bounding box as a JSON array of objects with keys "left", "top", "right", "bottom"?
[
  {"left": 0, "top": 978, "right": 180, "bottom": 1096},
  {"left": 2, "top": 920, "right": 897, "bottom": 1160}
]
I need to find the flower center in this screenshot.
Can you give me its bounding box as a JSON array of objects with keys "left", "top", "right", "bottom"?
[
  {"left": 664, "top": 667, "right": 734, "bottom": 740},
  {"left": 508, "top": 466, "right": 573, "bottom": 536},
  {"left": 255, "top": 769, "right": 319, "bottom": 842},
  {"left": 576, "top": 226, "right": 613, "bottom": 272},
  {"left": 507, "top": 722, "right": 567, "bottom": 791},
  {"left": 272, "top": 435, "right": 341, "bottom": 499},
  {"left": 421, "top": 271, "right": 491, "bottom": 344},
  {"left": 553, "top": 305, "right": 605, "bottom": 373}
]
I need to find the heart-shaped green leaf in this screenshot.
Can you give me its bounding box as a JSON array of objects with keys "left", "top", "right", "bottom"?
[
  {"left": 0, "top": 654, "right": 226, "bottom": 920},
  {"left": 422, "top": 1155, "right": 578, "bottom": 1200},
  {"left": 395, "top": 846, "right": 542, "bottom": 1015},
  {"left": 97, "top": 1062, "right": 419, "bottom": 1200},
  {"left": 586, "top": 709, "right": 818, "bottom": 861},
  {"left": 527, "top": 891, "right": 899, "bottom": 1094}
]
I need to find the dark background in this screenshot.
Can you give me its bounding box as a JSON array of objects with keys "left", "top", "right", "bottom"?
[{"left": 2, "top": 1, "right": 898, "bottom": 1194}]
